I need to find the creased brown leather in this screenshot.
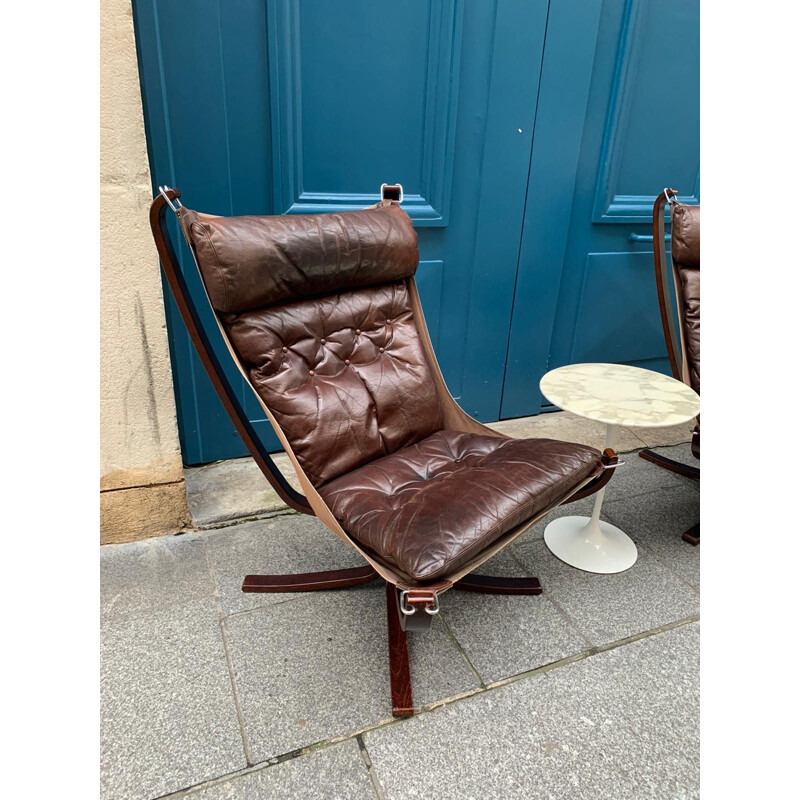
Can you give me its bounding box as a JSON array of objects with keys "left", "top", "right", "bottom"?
[
  {"left": 671, "top": 204, "right": 700, "bottom": 268},
  {"left": 671, "top": 203, "right": 700, "bottom": 395},
  {"left": 185, "top": 203, "right": 418, "bottom": 313},
  {"left": 677, "top": 266, "right": 700, "bottom": 394},
  {"left": 224, "top": 281, "right": 443, "bottom": 486},
  {"left": 319, "top": 431, "right": 601, "bottom": 583},
  {"left": 176, "top": 200, "right": 607, "bottom": 586}
]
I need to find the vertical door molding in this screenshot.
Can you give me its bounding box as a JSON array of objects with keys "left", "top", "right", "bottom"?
[
  {"left": 267, "top": 0, "right": 463, "bottom": 226},
  {"left": 457, "top": 0, "right": 550, "bottom": 420},
  {"left": 499, "top": 0, "right": 605, "bottom": 419},
  {"left": 592, "top": 0, "right": 699, "bottom": 222}
]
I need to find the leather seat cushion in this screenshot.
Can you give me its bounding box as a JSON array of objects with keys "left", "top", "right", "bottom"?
[
  {"left": 224, "top": 281, "right": 443, "bottom": 486},
  {"left": 319, "top": 430, "right": 602, "bottom": 583}
]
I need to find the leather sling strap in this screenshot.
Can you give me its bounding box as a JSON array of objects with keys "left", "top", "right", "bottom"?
[
  {"left": 667, "top": 202, "right": 694, "bottom": 390},
  {"left": 652, "top": 188, "right": 683, "bottom": 381},
  {"left": 149, "top": 190, "right": 313, "bottom": 514}
]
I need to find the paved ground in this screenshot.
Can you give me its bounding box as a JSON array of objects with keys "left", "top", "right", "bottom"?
[{"left": 101, "top": 438, "right": 699, "bottom": 799}]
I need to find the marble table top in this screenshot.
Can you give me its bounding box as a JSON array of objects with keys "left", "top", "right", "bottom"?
[{"left": 539, "top": 363, "right": 700, "bottom": 428}]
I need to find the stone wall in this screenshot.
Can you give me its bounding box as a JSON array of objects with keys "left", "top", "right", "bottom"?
[{"left": 100, "top": 0, "right": 190, "bottom": 542}]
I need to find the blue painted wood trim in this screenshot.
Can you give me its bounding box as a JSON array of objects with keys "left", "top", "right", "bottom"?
[
  {"left": 601, "top": 189, "right": 699, "bottom": 221},
  {"left": 499, "top": 0, "right": 605, "bottom": 420},
  {"left": 285, "top": 193, "right": 446, "bottom": 226},
  {"left": 592, "top": 0, "right": 699, "bottom": 223},
  {"left": 267, "top": 0, "right": 463, "bottom": 226},
  {"left": 457, "top": 0, "right": 550, "bottom": 421}
]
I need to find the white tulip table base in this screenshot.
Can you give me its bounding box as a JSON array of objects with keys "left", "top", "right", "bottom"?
[{"left": 543, "top": 515, "right": 638, "bottom": 574}]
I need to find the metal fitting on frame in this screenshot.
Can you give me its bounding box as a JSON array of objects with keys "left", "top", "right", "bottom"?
[
  {"left": 399, "top": 590, "right": 440, "bottom": 616},
  {"left": 380, "top": 183, "right": 404, "bottom": 203}
]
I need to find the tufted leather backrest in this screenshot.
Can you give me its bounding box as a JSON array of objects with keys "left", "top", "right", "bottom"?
[
  {"left": 181, "top": 204, "right": 444, "bottom": 485},
  {"left": 671, "top": 203, "right": 700, "bottom": 393}
]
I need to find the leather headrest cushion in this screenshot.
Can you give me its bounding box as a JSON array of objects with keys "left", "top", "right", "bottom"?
[
  {"left": 671, "top": 203, "right": 700, "bottom": 268},
  {"left": 179, "top": 204, "right": 418, "bottom": 313}
]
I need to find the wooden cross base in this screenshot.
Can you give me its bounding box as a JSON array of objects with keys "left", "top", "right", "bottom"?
[
  {"left": 682, "top": 522, "right": 700, "bottom": 545},
  {"left": 638, "top": 448, "right": 700, "bottom": 480},
  {"left": 242, "top": 566, "right": 542, "bottom": 717}
]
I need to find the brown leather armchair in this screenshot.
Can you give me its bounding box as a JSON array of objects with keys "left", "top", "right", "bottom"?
[
  {"left": 150, "top": 186, "right": 619, "bottom": 716},
  {"left": 639, "top": 189, "right": 700, "bottom": 544}
]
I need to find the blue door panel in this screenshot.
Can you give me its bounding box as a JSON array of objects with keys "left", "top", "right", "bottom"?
[
  {"left": 568, "top": 252, "right": 667, "bottom": 365},
  {"left": 294, "top": 1, "right": 430, "bottom": 194},
  {"left": 456, "top": 0, "right": 549, "bottom": 421},
  {"left": 134, "top": 0, "right": 550, "bottom": 464},
  {"left": 267, "top": 0, "right": 463, "bottom": 225},
  {"left": 133, "top": 0, "right": 699, "bottom": 465},
  {"left": 499, "top": 0, "right": 605, "bottom": 419},
  {"left": 501, "top": 0, "right": 699, "bottom": 415}
]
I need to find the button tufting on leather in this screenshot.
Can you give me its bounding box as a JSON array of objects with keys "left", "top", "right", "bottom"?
[
  {"left": 379, "top": 347, "right": 385, "bottom": 353},
  {"left": 309, "top": 370, "right": 315, "bottom": 376},
  {"left": 224, "top": 282, "right": 443, "bottom": 486},
  {"left": 345, "top": 359, "right": 351, "bottom": 365},
  {"left": 318, "top": 430, "right": 603, "bottom": 582},
  {"left": 320, "top": 338, "right": 326, "bottom": 344},
  {"left": 282, "top": 346, "right": 288, "bottom": 352},
  {"left": 355, "top": 329, "right": 361, "bottom": 335}
]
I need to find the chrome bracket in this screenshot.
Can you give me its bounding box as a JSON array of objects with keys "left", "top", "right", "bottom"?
[
  {"left": 399, "top": 590, "right": 440, "bottom": 616},
  {"left": 158, "top": 185, "right": 183, "bottom": 213},
  {"left": 380, "top": 183, "right": 404, "bottom": 203},
  {"left": 398, "top": 590, "right": 416, "bottom": 616}
]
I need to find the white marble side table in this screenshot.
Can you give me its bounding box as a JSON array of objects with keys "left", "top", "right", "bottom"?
[{"left": 539, "top": 363, "right": 700, "bottom": 574}]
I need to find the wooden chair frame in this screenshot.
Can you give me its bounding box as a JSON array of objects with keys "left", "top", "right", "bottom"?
[
  {"left": 150, "top": 187, "right": 619, "bottom": 715},
  {"left": 638, "top": 189, "right": 700, "bottom": 544}
]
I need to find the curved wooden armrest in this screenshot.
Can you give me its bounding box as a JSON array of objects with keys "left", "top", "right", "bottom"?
[{"left": 149, "top": 189, "right": 313, "bottom": 515}]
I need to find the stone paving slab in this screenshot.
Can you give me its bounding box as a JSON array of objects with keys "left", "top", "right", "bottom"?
[
  {"left": 514, "top": 540, "right": 699, "bottom": 646},
  {"left": 222, "top": 586, "right": 479, "bottom": 763},
  {"left": 650, "top": 441, "right": 699, "bottom": 464},
  {"left": 441, "top": 550, "right": 589, "bottom": 683},
  {"left": 633, "top": 420, "right": 697, "bottom": 449},
  {"left": 203, "top": 516, "right": 365, "bottom": 616},
  {"left": 644, "top": 443, "right": 701, "bottom": 496},
  {"left": 101, "top": 532, "right": 214, "bottom": 622},
  {"left": 604, "top": 485, "right": 700, "bottom": 589},
  {"left": 182, "top": 740, "right": 375, "bottom": 799},
  {"left": 363, "top": 622, "right": 700, "bottom": 800},
  {"left": 101, "top": 534, "right": 247, "bottom": 800},
  {"left": 101, "top": 597, "right": 246, "bottom": 800},
  {"left": 185, "top": 453, "right": 300, "bottom": 526}
]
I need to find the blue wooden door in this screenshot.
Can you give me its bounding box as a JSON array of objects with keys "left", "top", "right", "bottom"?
[
  {"left": 500, "top": 0, "right": 700, "bottom": 417},
  {"left": 133, "top": 0, "right": 699, "bottom": 464},
  {"left": 134, "top": 0, "right": 551, "bottom": 464}
]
